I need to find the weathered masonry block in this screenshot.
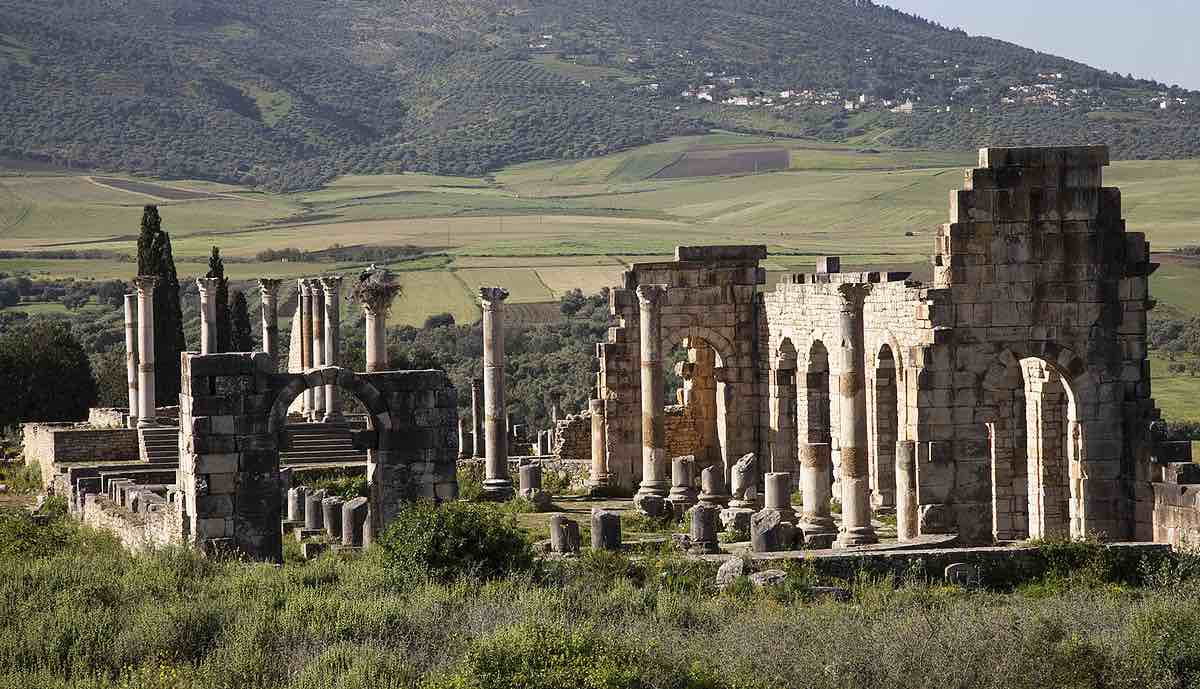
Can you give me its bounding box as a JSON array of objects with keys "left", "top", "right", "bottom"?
[{"left": 179, "top": 352, "right": 458, "bottom": 560}]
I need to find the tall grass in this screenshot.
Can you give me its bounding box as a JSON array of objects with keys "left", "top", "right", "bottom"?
[{"left": 2, "top": 505, "right": 1200, "bottom": 688}]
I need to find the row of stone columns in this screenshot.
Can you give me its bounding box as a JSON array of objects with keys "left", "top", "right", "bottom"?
[{"left": 277, "top": 277, "right": 350, "bottom": 422}]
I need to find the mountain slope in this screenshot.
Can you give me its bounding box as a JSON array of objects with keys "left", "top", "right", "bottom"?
[{"left": 0, "top": 0, "right": 1194, "bottom": 190}]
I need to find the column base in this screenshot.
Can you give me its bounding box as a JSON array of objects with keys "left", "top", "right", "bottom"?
[
  {"left": 837, "top": 526, "right": 879, "bottom": 548},
  {"left": 137, "top": 417, "right": 157, "bottom": 428},
  {"left": 322, "top": 412, "right": 346, "bottom": 425},
  {"left": 479, "top": 479, "right": 514, "bottom": 501},
  {"left": 801, "top": 516, "right": 837, "bottom": 548},
  {"left": 634, "top": 481, "right": 669, "bottom": 501}
]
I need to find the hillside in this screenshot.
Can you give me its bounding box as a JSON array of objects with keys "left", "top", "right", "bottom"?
[{"left": 0, "top": 0, "right": 1196, "bottom": 191}]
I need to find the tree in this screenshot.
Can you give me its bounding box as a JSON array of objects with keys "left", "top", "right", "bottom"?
[
  {"left": 90, "top": 350, "right": 128, "bottom": 408},
  {"left": 206, "top": 246, "right": 231, "bottom": 352},
  {"left": 95, "top": 279, "right": 127, "bottom": 308},
  {"left": 0, "top": 320, "right": 97, "bottom": 427},
  {"left": 230, "top": 290, "right": 254, "bottom": 352},
  {"left": 136, "top": 205, "right": 186, "bottom": 405}
]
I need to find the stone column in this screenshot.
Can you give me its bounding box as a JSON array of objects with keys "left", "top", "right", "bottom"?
[
  {"left": 310, "top": 280, "right": 326, "bottom": 419},
  {"left": 799, "top": 442, "right": 836, "bottom": 547},
  {"left": 764, "top": 472, "right": 796, "bottom": 523},
  {"left": 123, "top": 293, "right": 139, "bottom": 428},
  {"left": 480, "top": 287, "right": 513, "bottom": 500},
  {"left": 258, "top": 279, "right": 282, "bottom": 369},
  {"left": 298, "top": 279, "right": 314, "bottom": 416},
  {"left": 132, "top": 276, "right": 157, "bottom": 428},
  {"left": 836, "top": 283, "right": 877, "bottom": 547},
  {"left": 361, "top": 287, "right": 394, "bottom": 374},
  {"left": 634, "top": 285, "right": 670, "bottom": 506},
  {"left": 587, "top": 398, "right": 610, "bottom": 489},
  {"left": 896, "top": 440, "right": 918, "bottom": 541},
  {"left": 320, "top": 276, "right": 344, "bottom": 423},
  {"left": 196, "top": 277, "right": 220, "bottom": 355},
  {"left": 471, "top": 378, "right": 485, "bottom": 458}
]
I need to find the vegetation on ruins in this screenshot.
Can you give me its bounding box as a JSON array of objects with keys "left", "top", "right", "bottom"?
[
  {"left": 0, "top": 319, "right": 96, "bottom": 428},
  {"left": 2, "top": 0, "right": 1198, "bottom": 190},
  {"left": 3, "top": 501, "right": 1200, "bottom": 688},
  {"left": 135, "top": 205, "right": 186, "bottom": 405},
  {"left": 377, "top": 501, "right": 535, "bottom": 585},
  {"left": 229, "top": 289, "right": 253, "bottom": 353}
]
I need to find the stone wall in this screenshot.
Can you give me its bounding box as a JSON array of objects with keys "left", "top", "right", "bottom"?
[
  {"left": 553, "top": 411, "right": 592, "bottom": 460},
  {"left": 81, "top": 493, "right": 184, "bottom": 552},
  {"left": 22, "top": 423, "right": 140, "bottom": 484},
  {"left": 664, "top": 404, "right": 702, "bottom": 462},
  {"left": 87, "top": 408, "right": 129, "bottom": 428}
]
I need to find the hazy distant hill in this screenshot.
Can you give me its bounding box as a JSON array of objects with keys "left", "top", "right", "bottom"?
[{"left": 1, "top": 0, "right": 1195, "bottom": 190}]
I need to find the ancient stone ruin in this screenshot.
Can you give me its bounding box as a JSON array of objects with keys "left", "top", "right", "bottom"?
[{"left": 26, "top": 145, "right": 1200, "bottom": 563}]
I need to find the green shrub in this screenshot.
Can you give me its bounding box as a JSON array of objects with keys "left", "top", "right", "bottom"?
[
  {"left": 376, "top": 500, "right": 534, "bottom": 584},
  {"left": 456, "top": 464, "right": 485, "bottom": 501},
  {"left": 305, "top": 474, "right": 368, "bottom": 500}
]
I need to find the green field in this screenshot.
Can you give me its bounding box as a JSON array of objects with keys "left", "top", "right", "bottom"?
[{"left": 3, "top": 136, "right": 1200, "bottom": 406}]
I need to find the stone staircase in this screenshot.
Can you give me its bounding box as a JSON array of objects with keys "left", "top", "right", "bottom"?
[
  {"left": 281, "top": 423, "right": 367, "bottom": 465},
  {"left": 138, "top": 426, "right": 180, "bottom": 463}
]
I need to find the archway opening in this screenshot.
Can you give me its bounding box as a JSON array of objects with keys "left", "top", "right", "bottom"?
[
  {"left": 1021, "top": 357, "right": 1080, "bottom": 540},
  {"left": 871, "top": 344, "right": 899, "bottom": 511},
  {"left": 986, "top": 354, "right": 1083, "bottom": 541},
  {"left": 663, "top": 336, "right": 725, "bottom": 475}
]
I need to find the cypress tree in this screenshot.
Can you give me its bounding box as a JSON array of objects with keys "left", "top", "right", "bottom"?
[
  {"left": 207, "top": 246, "right": 231, "bottom": 352},
  {"left": 230, "top": 290, "right": 254, "bottom": 352},
  {"left": 135, "top": 205, "right": 186, "bottom": 405}
]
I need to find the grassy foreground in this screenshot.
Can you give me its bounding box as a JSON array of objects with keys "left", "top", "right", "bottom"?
[{"left": 3, "top": 500, "right": 1200, "bottom": 689}]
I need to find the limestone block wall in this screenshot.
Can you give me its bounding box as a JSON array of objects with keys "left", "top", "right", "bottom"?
[
  {"left": 664, "top": 404, "right": 702, "bottom": 461},
  {"left": 553, "top": 410, "right": 592, "bottom": 459},
  {"left": 759, "top": 274, "right": 930, "bottom": 505},
  {"left": 81, "top": 493, "right": 184, "bottom": 552},
  {"left": 87, "top": 408, "right": 129, "bottom": 428},
  {"left": 924, "top": 146, "right": 1156, "bottom": 543},
  {"left": 22, "top": 423, "right": 140, "bottom": 484},
  {"left": 1152, "top": 483, "right": 1200, "bottom": 549}
]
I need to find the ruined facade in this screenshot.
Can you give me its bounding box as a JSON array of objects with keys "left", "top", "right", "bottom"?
[{"left": 595, "top": 146, "right": 1164, "bottom": 544}]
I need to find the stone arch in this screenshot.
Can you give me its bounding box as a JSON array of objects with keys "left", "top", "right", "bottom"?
[
  {"left": 267, "top": 366, "right": 393, "bottom": 451},
  {"left": 661, "top": 324, "right": 735, "bottom": 369},
  {"left": 978, "top": 345, "right": 1090, "bottom": 541}
]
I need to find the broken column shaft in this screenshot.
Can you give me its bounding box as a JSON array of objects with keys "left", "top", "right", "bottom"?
[
  {"left": 471, "top": 378, "right": 485, "bottom": 458},
  {"left": 480, "top": 287, "right": 513, "bottom": 500},
  {"left": 588, "top": 398, "right": 611, "bottom": 489}
]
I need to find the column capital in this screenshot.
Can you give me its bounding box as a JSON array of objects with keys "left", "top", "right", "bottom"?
[
  {"left": 836, "top": 283, "right": 872, "bottom": 310},
  {"left": 471, "top": 377, "right": 484, "bottom": 391},
  {"left": 195, "top": 276, "right": 220, "bottom": 296},
  {"left": 319, "top": 275, "right": 344, "bottom": 296},
  {"left": 309, "top": 279, "right": 325, "bottom": 297},
  {"left": 297, "top": 278, "right": 312, "bottom": 296},
  {"left": 358, "top": 281, "right": 401, "bottom": 316},
  {"left": 132, "top": 275, "right": 158, "bottom": 295},
  {"left": 636, "top": 284, "right": 668, "bottom": 307},
  {"left": 258, "top": 278, "right": 282, "bottom": 300},
  {"left": 479, "top": 287, "right": 509, "bottom": 309}
]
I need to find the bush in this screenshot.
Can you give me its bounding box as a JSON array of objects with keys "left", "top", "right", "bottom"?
[{"left": 376, "top": 500, "right": 534, "bottom": 583}]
